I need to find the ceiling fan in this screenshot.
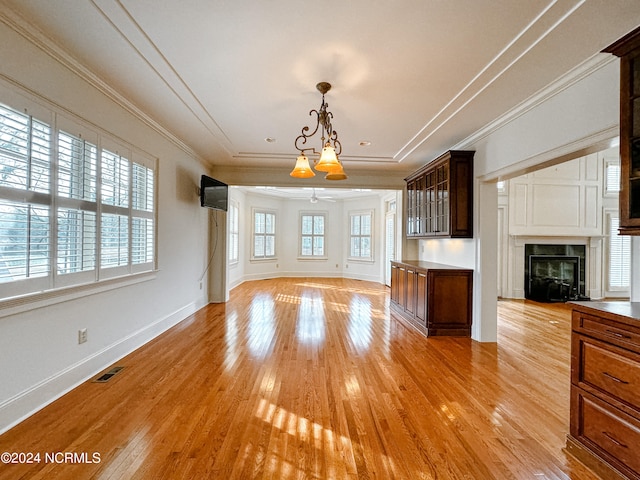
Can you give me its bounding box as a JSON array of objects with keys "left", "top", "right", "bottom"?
[{"left": 294, "top": 188, "right": 336, "bottom": 203}]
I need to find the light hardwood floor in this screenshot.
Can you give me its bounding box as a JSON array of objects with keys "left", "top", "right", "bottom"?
[{"left": 0, "top": 278, "right": 601, "bottom": 479}]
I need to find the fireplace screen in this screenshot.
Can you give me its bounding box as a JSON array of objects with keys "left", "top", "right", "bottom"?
[{"left": 527, "top": 255, "right": 580, "bottom": 302}]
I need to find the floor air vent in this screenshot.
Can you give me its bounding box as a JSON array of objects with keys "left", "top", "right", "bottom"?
[{"left": 94, "top": 366, "right": 124, "bottom": 383}]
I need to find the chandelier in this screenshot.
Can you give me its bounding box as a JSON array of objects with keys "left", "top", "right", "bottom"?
[{"left": 290, "top": 82, "right": 347, "bottom": 180}]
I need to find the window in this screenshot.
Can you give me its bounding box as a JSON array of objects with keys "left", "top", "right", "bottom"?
[
  {"left": 605, "top": 160, "right": 620, "bottom": 195},
  {"left": 0, "top": 101, "right": 156, "bottom": 300},
  {"left": 387, "top": 199, "right": 396, "bottom": 213},
  {"left": 300, "top": 213, "right": 325, "bottom": 258},
  {"left": 253, "top": 210, "right": 275, "bottom": 259},
  {"left": 228, "top": 201, "right": 239, "bottom": 264},
  {"left": 349, "top": 211, "right": 373, "bottom": 261},
  {"left": 607, "top": 212, "right": 630, "bottom": 291}
]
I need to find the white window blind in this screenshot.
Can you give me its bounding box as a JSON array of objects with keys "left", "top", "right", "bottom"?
[
  {"left": 608, "top": 214, "right": 630, "bottom": 289},
  {"left": 0, "top": 100, "right": 157, "bottom": 300},
  {"left": 101, "top": 149, "right": 129, "bottom": 207},
  {"left": 58, "top": 131, "right": 97, "bottom": 201},
  {"left": 300, "top": 213, "right": 325, "bottom": 257},
  {"left": 57, "top": 208, "right": 96, "bottom": 274},
  {"left": 0, "top": 103, "right": 52, "bottom": 284},
  {"left": 0, "top": 106, "right": 51, "bottom": 193},
  {"left": 101, "top": 213, "right": 129, "bottom": 269},
  {"left": 253, "top": 210, "right": 275, "bottom": 259},
  {"left": 349, "top": 211, "right": 373, "bottom": 261},
  {"left": 605, "top": 162, "right": 621, "bottom": 194},
  {"left": 132, "top": 217, "right": 153, "bottom": 264},
  {"left": 131, "top": 161, "right": 154, "bottom": 268},
  {"left": 0, "top": 201, "right": 50, "bottom": 282},
  {"left": 132, "top": 162, "right": 154, "bottom": 212}
]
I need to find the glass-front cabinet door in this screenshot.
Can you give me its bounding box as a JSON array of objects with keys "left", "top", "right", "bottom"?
[
  {"left": 604, "top": 26, "right": 640, "bottom": 234},
  {"left": 435, "top": 163, "right": 449, "bottom": 235},
  {"left": 406, "top": 179, "right": 416, "bottom": 236},
  {"left": 628, "top": 51, "right": 640, "bottom": 222},
  {"left": 403, "top": 150, "right": 474, "bottom": 239}
]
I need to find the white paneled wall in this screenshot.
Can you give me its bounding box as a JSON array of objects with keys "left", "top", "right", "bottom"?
[
  {"left": 508, "top": 153, "right": 603, "bottom": 237},
  {"left": 499, "top": 148, "right": 619, "bottom": 299}
]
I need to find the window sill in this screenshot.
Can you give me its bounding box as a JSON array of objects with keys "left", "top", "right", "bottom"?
[
  {"left": 0, "top": 271, "right": 157, "bottom": 319},
  {"left": 347, "top": 258, "right": 375, "bottom": 264},
  {"left": 297, "top": 257, "right": 329, "bottom": 261},
  {"left": 250, "top": 257, "right": 277, "bottom": 263}
]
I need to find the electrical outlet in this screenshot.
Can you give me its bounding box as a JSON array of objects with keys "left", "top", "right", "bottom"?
[{"left": 78, "top": 328, "right": 87, "bottom": 344}]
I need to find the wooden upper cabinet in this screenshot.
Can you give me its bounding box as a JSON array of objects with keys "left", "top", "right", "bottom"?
[
  {"left": 404, "top": 150, "right": 474, "bottom": 238},
  {"left": 603, "top": 26, "right": 640, "bottom": 234}
]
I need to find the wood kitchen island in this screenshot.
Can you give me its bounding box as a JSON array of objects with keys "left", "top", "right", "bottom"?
[
  {"left": 390, "top": 260, "right": 473, "bottom": 337},
  {"left": 567, "top": 301, "right": 640, "bottom": 480}
]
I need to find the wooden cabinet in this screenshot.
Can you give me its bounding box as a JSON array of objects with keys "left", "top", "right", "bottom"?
[
  {"left": 390, "top": 260, "right": 473, "bottom": 336},
  {"left": 566, "top": 302, "right": 640, "bottom": 480},
  {"left": 604, "top": 27, "right": 640, "bottom": 234},
  {"left": 404, "top": 150, "right": 474, "bottom": 238}
]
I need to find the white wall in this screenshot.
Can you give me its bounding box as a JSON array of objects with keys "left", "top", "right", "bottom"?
[
  {"left": 418, "top": 239, "right": 476, "bottom": 268},
  {"left": 472, "top": 57, "right": 619, "bottom": 180},
  {"left": 465, "top": 56, "right": 621, "bottom": 342},
  {"left": 498, "top": 150, "right": 620, "bottom": 300},
  {"left": 227, "top": 188, "right": 247, "bottom": 290},
  {"left": 0, "top": 20, "right": 211, "bottom": 433},
  {"left": 225, "top": 189, "right": 393, "bottom": 288}
]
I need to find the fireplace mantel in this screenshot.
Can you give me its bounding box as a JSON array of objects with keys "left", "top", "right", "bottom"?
[
  {"left": 510, "top": 235, "right": 605, "bottom": 247},
  {"left": 506, "top": 235, "right": 604, "bottom": 300}
]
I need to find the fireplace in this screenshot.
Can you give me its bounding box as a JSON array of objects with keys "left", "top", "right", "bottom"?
[{"left": 524, "top": 244, "right": 589, "bottom": 302}]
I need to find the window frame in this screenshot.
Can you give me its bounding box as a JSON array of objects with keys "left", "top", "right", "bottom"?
[
  {"left": 298, "top": 211, "right": 327, "bottom": 260},
  {"left": 251, "top": 208, "right": 276, "bottom": 261},
  {"left": 0, "top": 98, "right": 157, "bottom": 308},
  {"left": 605, "top": 209, "right": 630, "bottom": 294},
  {"left": 348, "top": 209, "right": 374, "bottom": 263},
  {"left": 228, "top": 200, "right": 239, "bottom": 265},
  {"left": 604, "top": 159, "right": 621, "bottom": 197}
]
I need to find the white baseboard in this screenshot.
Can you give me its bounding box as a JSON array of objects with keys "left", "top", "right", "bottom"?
[
  {"left": 0, "top": 299, "right": 207, "bottom": 434},
  {"left": 231, "top": 271, "right": 384, "bottom": 285}
]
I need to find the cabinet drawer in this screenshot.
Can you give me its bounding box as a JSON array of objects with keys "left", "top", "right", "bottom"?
[
  {"left": 573, "top": 311, "right": 640, "bottom": 351},
  {"left": 572, "top": 388, "right": 640, "bottom": 477},
  {"left": 574, "top": 334, "right": 640, "bottom": 411}
]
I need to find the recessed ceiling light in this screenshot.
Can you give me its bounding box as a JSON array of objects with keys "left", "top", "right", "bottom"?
[
  {"left": 359, "top": 141, "right": 371, "bottom": 147},
  {"left": 265, "top": 137, "right": 276, "bottom": 143}
]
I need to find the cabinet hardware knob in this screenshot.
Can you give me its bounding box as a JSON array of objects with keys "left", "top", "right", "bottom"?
[
  {"left": 602, "top": 371, "right": 630, "bottom": 384},
  {"left": 603, "top": 431, "right": 628, "bottom": 448}
]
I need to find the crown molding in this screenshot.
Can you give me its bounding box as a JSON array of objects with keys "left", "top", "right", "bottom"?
[
  {"left": 0, "top": 7, "right": 207, "bottom": 167},
  {"left": 453, "top": 53, "right": 617, "bottom": 151},
  {"left": 477, "top": 124, "right": 619, "bottom": 182}
]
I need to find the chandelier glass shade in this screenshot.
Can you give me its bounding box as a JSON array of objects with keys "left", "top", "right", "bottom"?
[
  {"left": 290, "top": 82, "right": 347, "bottom": 180},
  {"left": 290, "top": 154, "right": 315, "bottom": 178},
  {"left": 325, "top": 160, "right": 347, "bottom": 180}
]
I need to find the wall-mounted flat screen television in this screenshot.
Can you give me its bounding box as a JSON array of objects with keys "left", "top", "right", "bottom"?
[{"left": 200, "top": 175, "right": 228, "bottom": 211}]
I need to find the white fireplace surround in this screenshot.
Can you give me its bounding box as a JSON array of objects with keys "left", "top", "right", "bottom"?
[{"left": 507, "top": 235, "right": 604, "bottom": 300}]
